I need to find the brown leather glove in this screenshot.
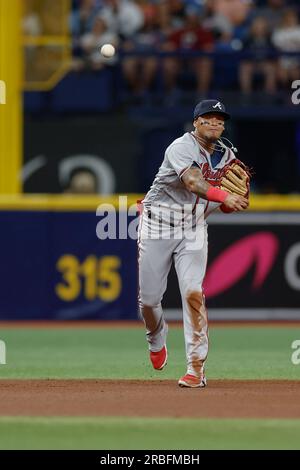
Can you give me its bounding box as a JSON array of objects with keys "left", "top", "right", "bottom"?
[{"left": 219, "top": 159, "right": 251, "bottom": 198}]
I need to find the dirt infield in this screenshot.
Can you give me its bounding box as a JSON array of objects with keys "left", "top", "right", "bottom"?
[{"left": 0, "top": 380, "right": 299, "bottom": 419}]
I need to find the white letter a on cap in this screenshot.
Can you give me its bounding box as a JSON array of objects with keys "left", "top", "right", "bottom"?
[{"left": 213, "top": 102, "right": 222, "bottom": 110}]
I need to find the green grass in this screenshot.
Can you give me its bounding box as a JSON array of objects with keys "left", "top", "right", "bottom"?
[
  {"left": 0, "top": 417, "right": 299, "bottom": 450},
  {"left": 0, "top": 325, "right": 299, "bottom": 450},
  {"left": 0, "top": 326, "right": 300, "bottom": 379}
]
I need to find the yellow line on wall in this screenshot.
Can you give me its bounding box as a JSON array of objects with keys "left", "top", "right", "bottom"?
[
  {"left": 0, "top": 194, "right": 299, "bottom": 212},
  {"left": 0, "top": 195, "right": 142, "bottom": 211},
  {"left": 249, "top": 195, "right": 300, "bottom": 211}
]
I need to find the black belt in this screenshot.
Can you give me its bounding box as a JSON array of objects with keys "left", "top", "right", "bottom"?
[{"left": 147, "top": 209, "right": 186, "bottom": 228}]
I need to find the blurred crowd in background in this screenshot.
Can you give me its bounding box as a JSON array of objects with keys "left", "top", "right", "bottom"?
[
  {"left": 23, "top": 0, "right": 300, "bottom": 98},
  {"left": 21, "top": 1, "right": 300, "bottom": 196}
]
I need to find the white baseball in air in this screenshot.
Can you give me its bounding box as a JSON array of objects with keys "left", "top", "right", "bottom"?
[{"left": 100, "top": 44, "right": 116, "bottom": 58}]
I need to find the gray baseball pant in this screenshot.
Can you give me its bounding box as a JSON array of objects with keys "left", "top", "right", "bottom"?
[{"left": 138, "top": 212, "right": 209, "bottom": 377}]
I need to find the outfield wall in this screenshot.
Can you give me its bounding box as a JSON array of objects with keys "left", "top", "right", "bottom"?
[
  {"left": 165, "top": 212, "right": 300, "bottom": 321},
  {"left": 0, "top": 195, "right": 299, "bottom": 320}
]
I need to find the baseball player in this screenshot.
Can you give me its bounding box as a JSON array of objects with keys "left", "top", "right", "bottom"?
[{"left": 138, "top": 99, "right": 250, "bottom": 388}]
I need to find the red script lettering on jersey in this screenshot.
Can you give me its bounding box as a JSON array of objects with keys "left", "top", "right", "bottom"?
[{"left": 198, "top": 162, "right": 225, "bottom": 184}]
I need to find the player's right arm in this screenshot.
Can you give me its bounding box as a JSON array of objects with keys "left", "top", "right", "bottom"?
[{"left": 181, "top": 166, "right": 248, "bottom": 211}]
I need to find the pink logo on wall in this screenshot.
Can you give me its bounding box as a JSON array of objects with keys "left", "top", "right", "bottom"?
[{"left": 203, "top": 232, "right": 279, "bottom": 299}]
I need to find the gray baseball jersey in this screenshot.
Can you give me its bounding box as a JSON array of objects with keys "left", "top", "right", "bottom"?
[{"left": 143, "top": 131, "right": 235, "bottom": 218}]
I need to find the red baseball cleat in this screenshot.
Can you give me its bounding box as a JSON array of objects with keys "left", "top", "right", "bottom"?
[
  {"left": 178, "top": 373, "right": 207, "bottom": 388},
  {"left": 150, "top": 346, "right": 168, "bottom": 370}
]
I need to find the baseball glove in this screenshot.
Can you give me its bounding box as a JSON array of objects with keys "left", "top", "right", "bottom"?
[{"left": 219, "top": 159, "right": 251, "bottom": 198}]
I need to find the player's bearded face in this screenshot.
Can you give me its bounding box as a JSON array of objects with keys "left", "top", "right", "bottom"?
[{"left": 194, "top": 114, "right": 225, "bottom": 142}]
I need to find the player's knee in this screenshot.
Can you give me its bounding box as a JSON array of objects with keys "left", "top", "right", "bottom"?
[
  {"left": 139, "top": 286, "right": 164, "bottom": 307},
  {"left": 181, "top": 279, "right": 203, "bottom": 298},
  {"left": 185, "top": 290, "right": 206, "bottom": 328},
  {"left": 186, "top": 289, "right": 203, "bottom": 301},
  {"left": 139, "top": 294, "right": 162, "bottom": 307},
  {"left": 185, "top": 289, "right": 204, "bottom": 311}
]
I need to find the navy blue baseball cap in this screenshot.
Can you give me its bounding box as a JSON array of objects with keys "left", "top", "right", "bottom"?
[{"left": 193, "top": 99, "right": 231, "bottom": 121}]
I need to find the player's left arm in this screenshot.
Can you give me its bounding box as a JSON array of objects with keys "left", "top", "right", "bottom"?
[{"left": 182, "top": 166, "right": 249, "bottom": 211}]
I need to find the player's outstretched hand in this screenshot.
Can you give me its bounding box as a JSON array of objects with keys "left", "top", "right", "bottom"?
[{"left": 223, "top": 193, "right": 249, "bottom": 211}]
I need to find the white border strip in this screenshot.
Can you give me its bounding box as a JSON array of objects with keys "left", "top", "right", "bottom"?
[
  {"left": 208, "top": 212, "right": 300, "bottom": 225},
  {"left": 165, "top": 308, "right": 300, "bottom": 321}
]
